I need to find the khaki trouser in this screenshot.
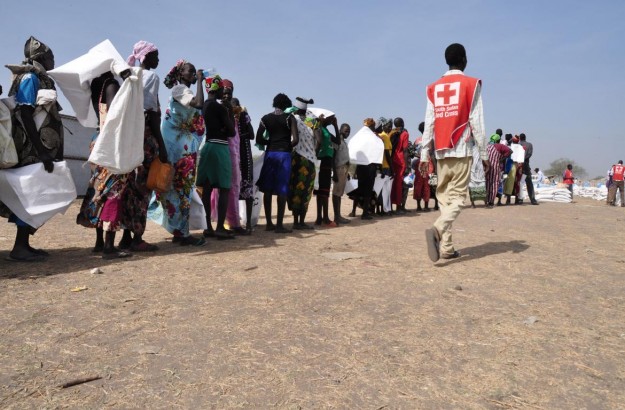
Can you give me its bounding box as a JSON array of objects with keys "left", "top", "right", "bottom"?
[
  {"left": 608, "top": 180, "right": 625, "bottom": 205},
  {"left": 433, "top": 156, "right": 472, "bottom": 256}
]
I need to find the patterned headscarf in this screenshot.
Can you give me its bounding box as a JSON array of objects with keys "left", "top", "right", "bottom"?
[
  {"left": 163, "top": 59, "right": 187, "bottom": 89},
  {"left": 24, "top": 36, "right": 50, "bottom": 63},
  {"left": 205, "top": 75, "right": 224, "bottom": 93},
  {"left": 363, "top": 118, "right": 376, "bottom": 128},
  {"left": 512, "top": 135, "right": 520, "bottom": 143},
  {"left": 377, "top": 116, "right": 391, "bottom": 129},
  {"left": 222, "top": 79, "right": 233, "bottom": 89},
  {"left": 490, "top": 133, "right": 501, "bottom": 144},
  {"left": 127, "top": 41, "right": 158, "bottom": 66}
]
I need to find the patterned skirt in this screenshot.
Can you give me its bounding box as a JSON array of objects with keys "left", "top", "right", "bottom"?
[
  {"left": 77, "top": 167, "right": 127, "bottom": 232},
  {"left": 288, "top": 152, "right": 316, "bottom": 213},
  {"left": 239, "top": 139, "right": 254, "bottom": 200}
]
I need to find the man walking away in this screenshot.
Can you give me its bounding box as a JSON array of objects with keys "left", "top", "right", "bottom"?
[{"left": 420, "top": 43, "right": 490, "bottom": 262}]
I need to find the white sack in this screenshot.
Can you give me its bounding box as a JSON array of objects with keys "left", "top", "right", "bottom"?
[
  {"left": 239, "top": 191, "right": 264, "bottom": 227},
  {"left": 48, "top": 40, "right": 127, "bottom": 127},
  {"left": 510, "top": 143, "right": 525, "bottom": 163},
  {"left": 348, "top": 126, "right": 384, "bottom": 165},
  {"left": 0, "top": 161, "right": 76, "bottom": 228},
  {"left": 88, "top": 67, "right": 144, "bottom": 174}
]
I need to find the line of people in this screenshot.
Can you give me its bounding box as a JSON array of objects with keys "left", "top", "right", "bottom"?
[{"left": 0, "top": 38, "right": 541, "bottom": 264}]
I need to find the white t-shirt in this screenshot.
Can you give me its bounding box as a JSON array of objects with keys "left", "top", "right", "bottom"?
[{"left": 143, "top": 69, "right": 160, "bottom": 111}]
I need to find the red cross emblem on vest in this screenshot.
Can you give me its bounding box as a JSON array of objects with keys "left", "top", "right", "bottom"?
[{"left": 434, "top": 82, "right": 460, "bottom": 106}]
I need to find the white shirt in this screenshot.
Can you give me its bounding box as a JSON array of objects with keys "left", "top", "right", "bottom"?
[
  {"left": 421, "top": 70, "right": 487, "bottom": 162},
  {"left": 536, "top": 170, "right": 545, "bottom": 184},
  {"left": 142, "top": 69, "right": 160, "bottom": 111}
]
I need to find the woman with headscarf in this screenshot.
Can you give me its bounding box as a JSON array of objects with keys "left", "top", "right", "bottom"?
[
  {"left": 256, "top": 93, "right": 299, "bottom": 233},
  {"left": 119, "top": 41, "right": 168, "bottom": 252},
  {"left": 1, "top": 37, "right": 63, "bottom": 261},
  {"left": 232, "top": 97, "right": 255, "bottom": 232},
  {"left": 211, "top": 79, "right": 249, "bottom": 235},
  {"left": 391, "top": 117, "right": 410, "bottom": 213},
  {"left": 197, "top": 75, "right": 236, "bottom": 239},
  {"left": 485, "top": 133, "right": 511, "bottom": 207},
  {"left": 288, "top": 97, "right": 319, "bottom": 230},
  {"left": 77, "top": 70, "right": 133, "bottom": 259},
  {"left": 148, "top": 59, "right": 206, "bottom": 245}
]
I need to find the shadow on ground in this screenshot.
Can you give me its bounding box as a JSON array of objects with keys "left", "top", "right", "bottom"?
[{"left": 437, "top": 239, "right": 530, "bottom": 267}]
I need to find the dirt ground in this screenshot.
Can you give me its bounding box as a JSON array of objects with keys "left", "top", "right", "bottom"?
[{"left": 1, "top": 196, "right": 624, "bottom": 409}]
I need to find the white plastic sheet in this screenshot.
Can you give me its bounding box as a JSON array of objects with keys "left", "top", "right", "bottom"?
[
  {"left": 48, "top": 40, "right": 127, "bottom": 128},
  {"left": 0, "top": 161, "right": 77, "bottom": 228},
  {"left": 88, "top": 67, "right": 145, "bottom": 174},
  {"left": 189, "top": 189, "right": 207, "bottom": 230},
  {"left": 307, "top": 107, "right": 335, "bottom": 119},
  {"left": 347, "top": 126, "right": 384, "bottom": 165}
]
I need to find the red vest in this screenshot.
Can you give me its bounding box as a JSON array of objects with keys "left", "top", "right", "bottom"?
[
  {"left": 427, "top": 74, "right": 480, "bottom": 151},
  {"left": 613, "top": 164, "right": 625, "bottom": 181}
]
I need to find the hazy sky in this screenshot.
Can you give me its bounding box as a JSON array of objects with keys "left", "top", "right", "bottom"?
[{"left": 2, "top": 1, "right": 623, "bottom": 177}]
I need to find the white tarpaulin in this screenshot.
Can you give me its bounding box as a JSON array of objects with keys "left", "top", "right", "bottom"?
[
  {"left": 88, "top": 67, "right": 144, "bottom": 174},
  {"left": 347, "top": 126, "right": 384, "bottom": 165},
  {"left": 48, "top": 40, "right": 127, "bottom": 128},
  {"left": 0, "top": 161, "right": 77, "bottom": 228}
]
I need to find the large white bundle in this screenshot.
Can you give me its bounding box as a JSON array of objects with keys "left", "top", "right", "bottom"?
[
  {"left": 48, "top": 40, "right": 127, "bottom": 128},
  {"left": 347, "top": 126, "right": 384, "bottom": 165},
  {"left": 0, "top": 162, "right": 77, "bottom": 228},
  {"left": 88, "top": 67, "right": 144, "bottom": 174}
]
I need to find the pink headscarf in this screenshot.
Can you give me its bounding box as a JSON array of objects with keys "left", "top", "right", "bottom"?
[{"left": 127, "top": 40, "right": 158, "bottom": 66}]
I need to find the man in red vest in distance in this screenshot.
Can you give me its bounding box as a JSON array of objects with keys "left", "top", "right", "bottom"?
[
  {"left": 608, "top": 160, "right": 625, "bottom": 206},
  {"left": 419, "top": 43, "right": 490, "bottom": 262}
]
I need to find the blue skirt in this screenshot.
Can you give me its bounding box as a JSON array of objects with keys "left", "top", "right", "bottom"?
[{"left": 256, "top": 151, "right": 291, "bottom": 196}]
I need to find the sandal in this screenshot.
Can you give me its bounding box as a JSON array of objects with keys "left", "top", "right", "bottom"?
[
  {"left": 425, "top": 228, "right": 441, "bottom": 262},
  {"left": 6, "top": 253, "right": 47, "bottom": 263},
  {"left": 203, "top": 229, "right": 215, "bottom": 238},
  {"left": 28, "top": 246, "right": 50, "bottom": 256},
  {"left": 232, "top": 227, "right": 251, "bottom": 236},
  {"left": 179, "top": 236, "right": 206, "bottom": 246},
  {"left": 215, "top": 229, "right": 235, "bottom": 240},
  {"left": 102, "top": 250, "right": 133, "bottom": 260},
  {"left": 130, "top": 241, "right": 159, "bottom": 252}
]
